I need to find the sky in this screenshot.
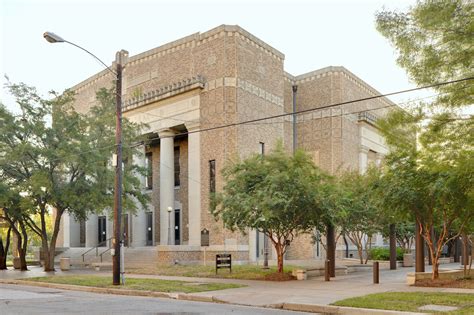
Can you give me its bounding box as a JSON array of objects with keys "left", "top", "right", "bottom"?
[{"left": 1, "top": 0, "right": 427, "bottom": 114}]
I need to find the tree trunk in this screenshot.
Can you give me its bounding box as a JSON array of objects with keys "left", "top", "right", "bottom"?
[
  {"left": 364, "top": 235, "right": 372, "bottom": 265},
  {"left": 275, "top": 243, "right": 284, "bottom": 273},
  {"left": 41, "top": 207, "right": 63, "bottom": 272},
  {"left": 18, "top": 221, "right": 28, "bottom": 270},
  {"left": 9, "top": 220, "right": 28, "bottom": 271},
  {"left": 431, "top": 255, "right": 439, "bottom": 280},
  {"left": 0, "top": 227, "right": 12, "bottom": 270},
  {"left": 462, "top": 233, "right": 469, "bottom": 276}
]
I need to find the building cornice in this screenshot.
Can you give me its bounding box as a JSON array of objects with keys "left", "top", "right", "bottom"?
[
  {"left": 70, "top": 25, "right": 285, "bottom": 94},
  {"left": 122, "top": 76, "right": 205, "bottom": 112}
]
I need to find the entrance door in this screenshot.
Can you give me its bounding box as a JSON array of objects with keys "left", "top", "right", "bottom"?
[
  {"left": 146, "top": 212, "right": 153, "bottom": 246},
  {"left": 98, "top": 216, "right": 107, "bottom": 245},
  {"left": 174, "top": 209, "right": 180, "bottom": 245}
]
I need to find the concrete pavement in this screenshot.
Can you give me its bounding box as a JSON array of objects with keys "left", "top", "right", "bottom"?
[
  {"left": 1, "top": 262, "right": 472, "bottom": 314},
  {"left": 0, "top": 283, "right": 311, "bottom": 315}
]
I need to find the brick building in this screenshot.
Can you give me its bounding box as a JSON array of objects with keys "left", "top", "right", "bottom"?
[{"left": 57, "top": 25, "right": 391, "bottom": 264}]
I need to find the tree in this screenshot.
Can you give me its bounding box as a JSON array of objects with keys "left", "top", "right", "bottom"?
[
  {"left": 376, "top": 109, "right": 473, "bottom": 280},
  {"left": 0, "top": 83, "right": 149, "bottom": 271},
  {"left": 376, "top": 0, "right": 474, "bottom": 107},
  {"left": 211, "top": 144, "right": 332, "bottom": 273},
  {"left": 337, "top": 170, "right": 382, "bottom": 264},
  {"left": 0, "top": 183, "right": 29, "bottom": 270},
  {"left": 0, "top": 212, "right": 12, "bottom": 270},
  {"left": 381, "top": 222, "right": 415, "bottom": 254}
]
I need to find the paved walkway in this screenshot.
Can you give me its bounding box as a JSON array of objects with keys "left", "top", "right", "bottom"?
[{"left": 1, "top": 263, "right": 472, "bottom": 308}]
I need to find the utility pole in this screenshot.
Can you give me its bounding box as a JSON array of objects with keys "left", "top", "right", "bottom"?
[
  {"left": 42, "top": 32, "right": 126, "bottom": 285},
  {"left": 112, "top": 51, "right": 124, "bottom": 286}
]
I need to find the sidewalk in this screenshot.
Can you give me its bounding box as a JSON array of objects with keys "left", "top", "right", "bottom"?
[{"left": 1, "top": 263, "right": 472, "bottom": 311}]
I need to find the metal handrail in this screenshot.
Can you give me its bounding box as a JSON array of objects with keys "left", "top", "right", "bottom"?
[
  {"left": 81, "top": 237, "right": 113, "bottom": 262},
  {"left": 99, "top": 247, "right": 111, "bottom": 263}
]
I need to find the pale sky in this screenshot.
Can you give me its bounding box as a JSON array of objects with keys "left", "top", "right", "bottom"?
[{"left": 1, "top": 0, "right": 427, "bottom": 114}]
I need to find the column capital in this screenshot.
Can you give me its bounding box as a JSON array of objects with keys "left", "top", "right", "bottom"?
[
  {"left": 185, "top": 121, "right": 200, "bottom": 132},
  {"left": 359, "top": 145, "right": 370, "bottom": 154},
  {"left": 158, "top": 128, "right": 177, "bottom": 138}
]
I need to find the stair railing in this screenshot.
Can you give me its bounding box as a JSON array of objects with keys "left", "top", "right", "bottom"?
[{"left": 81, "top": 237, "right": 113, "bottom": 263}]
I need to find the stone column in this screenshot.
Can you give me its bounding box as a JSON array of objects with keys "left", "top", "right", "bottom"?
[
  {"left": 62, "top": 213, "right": 80, "bottom": 247},
  {"left": 132, "top": 210, "right": 146, "bottom": 247},
  {"left": 131, "top": 145, "right": 147, "bottom": 247},
  {"left": 359, "top": 145, "right": 369, "bottom": 174},
  {"left": 85, "top": 214, "right": 98, "bottom": 247},
  {"left": 186, "top": 123, "right": 201, "bottom": 246},
  {"left": 375, "top": 152, "right": 384, "bottom": 167},
  {"left": 159, "top": 129, "right": 176, "bottom": 245}
]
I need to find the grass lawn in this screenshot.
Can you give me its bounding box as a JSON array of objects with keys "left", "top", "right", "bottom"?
[
  {"left": 126, "top": 264, "right": 299, "bottom": 281},
  {"left": 28, "top": 275, "right": 244, "bottom": 293},
  {"left": 332, "top": 292, "right": 474, "bottom": 314}
]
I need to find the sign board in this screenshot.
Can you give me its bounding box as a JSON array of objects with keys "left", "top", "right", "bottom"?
[
  {"left": 216, "top": 254, "right": 231, "bottom": 274},
  {"left": 201, "top": 229, "right": 209, "bottom": 247}
]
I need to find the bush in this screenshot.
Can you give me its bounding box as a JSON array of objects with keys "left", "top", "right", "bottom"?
[{"left": 369, "top": 247, "right": 404, "bottom": 261}]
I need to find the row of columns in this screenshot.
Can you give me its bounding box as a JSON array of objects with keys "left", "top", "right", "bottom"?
[{"left": 62, "top": 123, "right": 202, "bottom": 248}]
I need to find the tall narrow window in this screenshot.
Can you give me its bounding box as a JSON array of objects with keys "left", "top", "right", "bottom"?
[
  {"left": 145, "top": 152, "right": 153, "bottom": 189},
  {"left": 174, "top": 146, "right": 180, "bottom": 187},
  {"left": 259, "top": 142, "right": 265, "bottom": 156},
  {"left": 209, "top": 159, "right": 216, "bottom": 193}
]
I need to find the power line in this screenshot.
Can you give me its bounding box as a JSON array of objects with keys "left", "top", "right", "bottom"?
[{"left": 143, "top": 76, "right": 474, "bottom": 141}]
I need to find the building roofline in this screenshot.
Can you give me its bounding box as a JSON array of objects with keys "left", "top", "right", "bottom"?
[
  {"left": 288, "top": 66, "right": 396, "bottom": 107},
  {"left": 70, "top": 25, "right": 285, "bottom": 93}
]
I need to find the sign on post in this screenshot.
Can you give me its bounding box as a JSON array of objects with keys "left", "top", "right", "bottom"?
[
  {"left": 201, "top": 229, "right": 209, "bottom": 247},
  {"left": 216, "top": 254, "right": 232, "bottom": 274}
]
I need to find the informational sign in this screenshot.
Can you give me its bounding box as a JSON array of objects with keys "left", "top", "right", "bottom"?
[
  {"left": 216, "top": 254, "right": 231, "bottom": 274},
  {"left": 201, "top": 229, "right": 209, "bottom": 247}
]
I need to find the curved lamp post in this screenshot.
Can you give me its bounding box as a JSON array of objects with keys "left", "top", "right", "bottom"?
[{"left": 43, "top": 31, "right": 124, "bottom": 286}]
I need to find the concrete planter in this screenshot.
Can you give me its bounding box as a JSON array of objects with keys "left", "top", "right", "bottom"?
[
  {"left": 407, "top": 269, "right": 465, "bottom": 285},
  {"left": 60, "top": 257, "right": 71, "bottom": 271},
  {"left": 295, "top": 270, "right": 307, "bottom": 280},
  {"left": 403, "top": 253, "right": 413, "bottom": 267},
  {"left": 13, "top": 257, "right": 21, "bottom": 269}
]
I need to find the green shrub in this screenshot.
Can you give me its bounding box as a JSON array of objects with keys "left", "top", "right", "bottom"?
[{"left": 369, "top": 247, "right": 404, "bottom": 261}]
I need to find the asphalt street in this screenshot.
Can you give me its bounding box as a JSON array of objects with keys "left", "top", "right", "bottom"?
[{"left": 0, "top": 284, "right": 311, "bottom": 315}]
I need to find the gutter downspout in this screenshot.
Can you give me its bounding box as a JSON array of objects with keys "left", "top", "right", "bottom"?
[{"left": 292, "top": 85, "right": 298, "bottom": 154}]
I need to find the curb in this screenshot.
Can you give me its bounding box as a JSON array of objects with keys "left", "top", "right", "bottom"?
[
  {"left": 281, "top": 303, "right": 424, "bottom": 315},
  {"left": 0, "top": 279, "right": 425, "bottom": 315}
]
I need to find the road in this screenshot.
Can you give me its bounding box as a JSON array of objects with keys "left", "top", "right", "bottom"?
[{"left": 0, "top": 284, "right": 310, "bottom": 315}]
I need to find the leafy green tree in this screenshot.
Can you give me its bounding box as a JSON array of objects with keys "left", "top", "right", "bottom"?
[
  {"left": 376, "top": 0, "right": 474, "bottom": 107},
  {"left": 336, "top": 170, "right": 382, "bottom": 264},
  {"left": 211, "top": 144, "right": 332, "bottom": 273},
  {"left": 0, "top": 84, "right": 149, "bottom": 271},
  {"left": 376, "top": 109, "right": 473, "bottom": 280}
]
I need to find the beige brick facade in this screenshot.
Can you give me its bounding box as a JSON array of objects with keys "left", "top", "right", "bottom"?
[{"left": 61, "top": 25, "right": 392, "bottom": 263}]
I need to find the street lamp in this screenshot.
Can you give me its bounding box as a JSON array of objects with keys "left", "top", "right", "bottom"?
[
  {"left": 167, "top": 206, "right": 173, "bottom": 245},
  {"left": 43, "top": 31, "right": 124, "bottom": 286}
]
